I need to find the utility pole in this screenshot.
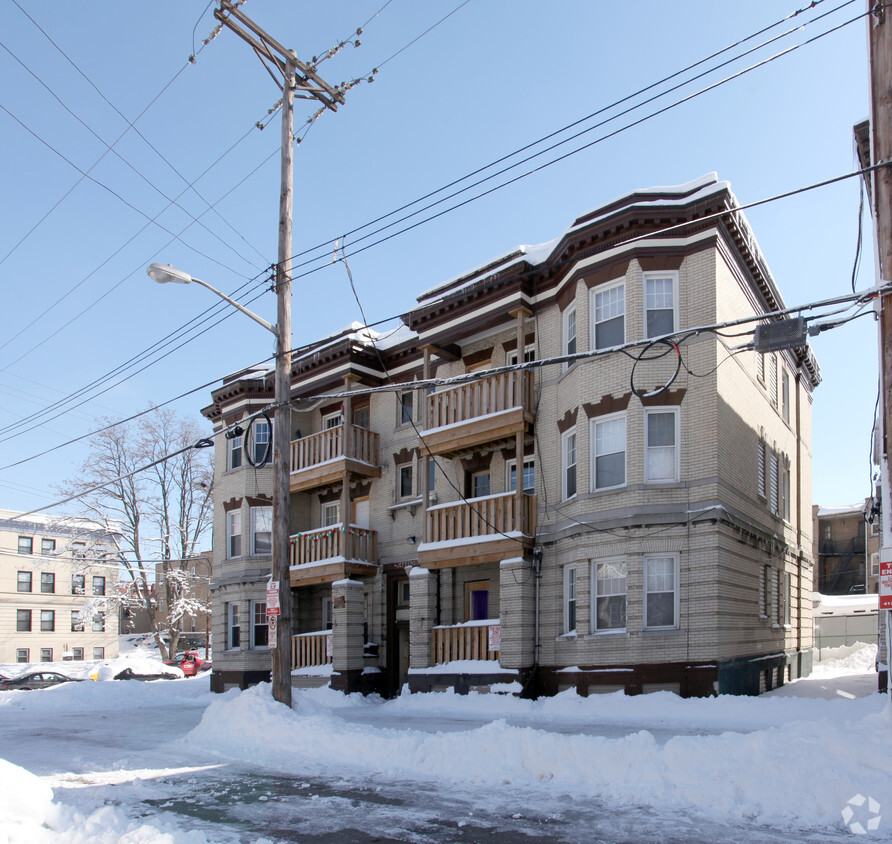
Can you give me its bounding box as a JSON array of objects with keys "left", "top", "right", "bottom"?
[
  {"left": 214, "top": 1, "right": 345, "bottom": 706},
  {"left": 867, "top": 0, "right": 892, "bottom": 693}
]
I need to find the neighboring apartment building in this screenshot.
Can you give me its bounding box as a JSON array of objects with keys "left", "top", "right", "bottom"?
[
  {"left": 812, "top": 501, "right": 880, "bottom": 595},
  {"left": 202, "top": 173, "right": 818, "bottom": 697},
  {"left": 154, "top": 551, "right": 213, "bottom": 652},
  {"left": 0, "top": 509, "right": 120, "bottom": 664}
]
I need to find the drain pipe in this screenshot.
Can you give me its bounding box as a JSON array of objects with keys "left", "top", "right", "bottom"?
[{"left": 533, "top": 545, "right": 543, "bottom": 669}]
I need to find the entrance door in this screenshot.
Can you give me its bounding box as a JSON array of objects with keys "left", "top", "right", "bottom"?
[{"left": 465, "top": 580, "right": 490, "bottom": 621}]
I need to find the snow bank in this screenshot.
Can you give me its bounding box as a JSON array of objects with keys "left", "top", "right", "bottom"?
[{"left": 186, "top": 680, "right": 891, "bottom": 831}]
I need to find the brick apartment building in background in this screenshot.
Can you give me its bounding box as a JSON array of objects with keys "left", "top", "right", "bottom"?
[
  {"left": 202, "top": 173, "right": 819, "bottom": 698},
  {"left": 0, "top": 509, "right": 120, "bottom": 664}
]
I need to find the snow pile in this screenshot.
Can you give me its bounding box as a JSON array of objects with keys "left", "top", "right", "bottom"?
[
  {"left": 0, "top": 757, "right": 54, "bottom": 837},
  {"left": 187, "top": 679, "right": 891, "bottom": 831},
  {"left": 811, "top": 642, "right": 878, "bottom": 675}
]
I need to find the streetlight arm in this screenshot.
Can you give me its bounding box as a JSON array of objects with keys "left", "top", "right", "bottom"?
[{"left": 146, "top": 263, "right": 277, "bottom": 337}]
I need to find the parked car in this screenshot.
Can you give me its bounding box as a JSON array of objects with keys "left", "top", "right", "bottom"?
[
  {"left": 0, "top": 672, "right": 83, "bottom": 691},
  {"left": 114, "top": 667, "right": 181, "bottom": 682},
  {"left": 164, "top": 652, "right": 211, "bottom": 677}
]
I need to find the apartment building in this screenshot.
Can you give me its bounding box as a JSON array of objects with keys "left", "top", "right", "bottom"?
[
  {"left": 812, "top": 501, "right": 880, "bottom": 595},
  {"left": 0, "top": 509, "right": 120, "bottom": 665},
  {"left": 202, "top": 173, "right": 818, "bottom": 697}
]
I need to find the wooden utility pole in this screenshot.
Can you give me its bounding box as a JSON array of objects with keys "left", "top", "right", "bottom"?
[
  {"left": 215, "top": 1, "right": 344, "bottom": 706},
  {"left": 867, "top": 0, "right": 892, "bottom": 691}
]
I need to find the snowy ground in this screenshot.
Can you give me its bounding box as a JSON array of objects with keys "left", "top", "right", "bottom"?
[{"left": 0, "top": 642, "right": 888, "bottom": 843}]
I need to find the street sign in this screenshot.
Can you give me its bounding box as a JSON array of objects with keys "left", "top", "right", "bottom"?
[
  {"left": 880, "top": 549, "right": 892, "bottom": 610},
  {"left": 266, "top": 580, "right": 280, "bottom": 615},
  {"left": 267, "top": 613, "right": 277, "bottom": 646}
]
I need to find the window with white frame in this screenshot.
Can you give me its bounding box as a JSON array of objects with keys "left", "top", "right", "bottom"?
[
  {"left": 781, "top": 460, "right": 791, "bottom": 522},
  {"left": 250, "top": 506, "right": 272, "bottom": 556},
  {"left": 563, "top": 565, "right": 577, "bottom": 634},
  {"left": 321, "top": 501, "right": 340, "bottom": 527},
  {"left": 507, "top": 458, "right": 535, "bottom": 493},
  {"left": 769, "top": 453, "right": 780, "bottom": 515},
  {"left": 226, "top": 510, "right": 242, "bottom": 558},
  {"left": 644, "top": 273, "right": 677, "bottom": 338},
  {"left": 399, "top": 392, "right": 413, "bottom": 425},
  {"left": 227, "top": 603, "right": 240, "bottom": 649},
  {"left": 757, "top": 351, "right": 766, "bottom": 384},
  {"left": 72, "top": 647, "right": 84, "bottom": 661},
  {"left": 252, "top": 601, "right": 268, "bottom": 647},
  {"left": 322, "top": 596, "right": 333, "bottom": 630},
  {"left": 322, "top": 411, "right": 342, "bottom": 430},
  {"left": 645, "top": 409, "right": 679, "bottom": 483},
  {"left": 775, "top": 569, "right": 784, "bottom": 625},
  {"left": 757, "top": 436, "right": 767, "bottom": 499},
  {"left": 248, "top": 418, "right": 272, "bottom": 465},
  {"left": 93, "top": 647, "right": 104, "bottom": 660},
  {"left": 227, "top": 430, "right": 243, "bottom": 470},
  {"left": 644, "top": 555, "right": 678, "bottom": 629},
  {"left": 92, "top": 576, "right": 105, "bottom": 596},
  {"left": 397, "top": 462, "right": 414, "bottom": 499},
  {"left": 16, "top": 649, "right": 28, "bottom": 663},
  {"left": 40, "top": 648, "right": 52, "bottom": 662},
  {"left": 508, "top": 345, "right": 535, "bottom": 366},
  {"left": 593, "top": 559, "right": 627, "bottom": 632},
  {"left": 782, "top": 571, "right": 791, "bottom": 626},
  {"left": 593, "top": 414, "right": 626, "bottom": 490},
  {"left": 769, "top": 354, "right": 778, "bottom": 408},
  {"left": 872, "top": 552, "right": 880, "bottom": 576},
  {"left": 781, "top": 368, "right": 790, "bottom": 424},
  {"left": 563, "top": 303, "right": 577, "bottom": 368},
  {"left": 593, "top": 281, "right": 625, "bottom": 349},
  {"left": 761, "top": 564, "right": 771, "bottom": 617},
  {"left": 562, "top": 428, "right": 577, "bottom": 499}
]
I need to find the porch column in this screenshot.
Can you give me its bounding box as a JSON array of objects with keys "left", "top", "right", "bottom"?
[
  {"left": 499, "top": 556, "right": 536, "bottom": 669},
  {"left": 330, "top": 578, "right": 364, "bottom": 692},
  {"left": 509, "top": 306, "right": 532, "bottom": 534},
  {"left": 421, "top": 346, "right": 431, "bottom": 543},
  {"left": 409, "top": 566, "right": 437, "bottom": 669},
  {"left": 341, "top": 375, "right": 358, "bottom": 560}
]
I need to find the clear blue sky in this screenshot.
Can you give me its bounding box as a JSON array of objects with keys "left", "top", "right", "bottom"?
[{"left": 0, "top": 0, "right": 878, "bottom": 513}]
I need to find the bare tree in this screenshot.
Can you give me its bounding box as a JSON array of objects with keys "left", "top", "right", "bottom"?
[{"left": 62, "top": 408, "right": 213, "bottom": 659}]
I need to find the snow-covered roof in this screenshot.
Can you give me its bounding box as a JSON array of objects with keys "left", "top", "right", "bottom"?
[
  {"left": 812, "top": 592, "right": 878, "bottom": 616},
  {"left": 816, "top": 501, "right": 868, "bottom": 518}
]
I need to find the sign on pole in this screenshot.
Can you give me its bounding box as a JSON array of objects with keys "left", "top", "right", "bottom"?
[
  {"left": 266, "top": 580, "right": 280, "bottom": 615},
  {"left": 880, "top": 549, "right": 892, "bottom": 610},
  {"left": 267, "top": 613, "right": 277, "bottom": 647}
]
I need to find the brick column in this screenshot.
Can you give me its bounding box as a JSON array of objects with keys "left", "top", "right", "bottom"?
[
  {"left": 499, "top": 556, "right": 536, "bottom": 669},
  {"left": 409, "top": 566, "right": 437, "bottom": 669},
  {"left": 330, "top": 578, "right": 364, "bottom": 692}
]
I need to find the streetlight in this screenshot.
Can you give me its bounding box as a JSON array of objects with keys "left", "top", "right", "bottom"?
[{"left": 147, "top": 262, "right": 293, "bottom": 707}]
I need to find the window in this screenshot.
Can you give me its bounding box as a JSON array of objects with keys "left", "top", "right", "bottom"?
[
  {"left": 16, "top": 649, "right": 29, "bottom": 663},
  {"left": 228, "top": 603, "right": 241, "bottom": 649},
  {"left": 91, "top": 612, "right": 105, "bottom": 632},
  {"left": 40, "top": 610, "right": 55, "bottom": 632},
  {"left": 472, "top": 472, "right": 491, "bottom": 498},
  {"left": 781, "top": 461, "right": 791, "bottom": 522},
  {"left": 227, "top": 430, "right": 243, "bottom": 470},
  {"left": 71, "top": 541, "right": 86, "bottom": 558},
  {"left": 18, "top": 536, "right": 33, "bottom": 555},
  {"left": 399, "top": 392, "right": 413, "bottom": 425},
  {"left": 757, "top": 437, "right": 767, "bottom": 499},
  {"left": 769, "top": 354, "right": 778, "bottom": 408},
  {"left": 17, "top": 571, "right": 32, "bottom": 593},
  {"left": 644, "top": 555, "right": 678, "bottom": 629},
  {"left": 397, "top": 462, "right": 414, "bottom": 499},
  {"left": 872, "top": 553, "right": 880, "bottom": 576},
  {"left": 353, "top": 402, "right": 370, "bottom": 429},
  {"left": 508, "top": 346, "right": 535, "bottom": 366},
  {"left": 429, "top": 458, "right": 437, "bottom": 493},
  {"left": 781, "top": 369, "right": 790, "bottom": 424},
  {"left": 782, "top": 571, "right": 791, "bottom": 626},
  {"left": 92, "top": 576, "right": 106, "bottom": 596},
  {"left": 562, "top": 428, "right": 577, "bottom": 499},
  {"left": 757, "top": 351, "right": 766, "bottom": 384},
  {"left": 16, "top": 609, "right": 32, "bottom": 632},
  {"left": 227, "top": 510, "right": 242, "bottom": 558},
  {"left": 71, "top": 611, "right": 84, "bottom": 633},
  {"left": 465, "top": 581, "right": 490, "bottom": 621},
  {"left": 321, "top": 502, "right": 340, "bottom": 527},
  {"left": 252, "top": 602, "right": 268, "bottom": 647},
  {"left": 762, "top": 564, "right": 771, "bottom": 617},
  {"left": 248, "top": 418, "right": 272, "bottom": 465},
  {"left": 775, "top": 570, "right": 784, "bottom": 626},
  {"left": 250, "top": 506, "right": 273, "bottom": 556},
  {"left": 507, "top": 458, "right": 535, "bottom": 493},
  {"left": 645, "top": 409, "right": 679, "bottom": 483},
  {"left": 562, "top": 303, "right": 577, "bottom": 368},
  {"left": 563, "top": 565, "right": 577, "bottom": 634},
  {"left": 41, "top": 538, "right": 56, "bottom": 555},
  {"left": 593, "top": 560, "right": 627, "bottom": 631},
  {"left": 593, "top": 282, "right": 625, "bottom": 349},
  {"left": 93, "top": 647, "right": 104, "bottom": 660},
  {"left": 593, "top": 414, "right": 626, "bottom": 490},
  {"left": 72, "top": 648, "right": 84, "bottom": 661},
  {"left": 41, "top": 572, "right": 55, "bottom": 594},
  {"left": 644, "top": 273, "right": 676, "bottom": 338},
  {"left": 322, "top": 596, "right": 333, "bottom": 630},
  {"left": 72, "top": 574, "right": 85, "bottom": 595},
  {"left": 322, "top": 411, "right": 342, "bottom": 430},
  {"left": 40, "top": 648, "right": 52, "bottom": 663},
  {"left": 769, "top": 453, "right": 780, "bottom": 515}
]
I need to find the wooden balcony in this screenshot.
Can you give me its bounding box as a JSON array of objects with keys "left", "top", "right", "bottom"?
[
  {"left": 420, "top": 370, "right": 535, "bottom": 457},
  {"left": 418, "top": 491, "right": 536, "bottom": 569},
  {"left": 289, "top": 523, "right": 378, "bottom": 587},
  {"left": 290, "top": 424, "right": 381, "bottom": 492},
  {"left": 432, "top": 620, "right": 500, "bottom": 665},
  {"left": 291, "top": 630, "right": 332, "bottom": 669}
]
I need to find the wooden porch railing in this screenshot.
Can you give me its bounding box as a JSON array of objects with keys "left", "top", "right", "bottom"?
[
  {"left": 432, "top": 620, "right": 500, "bottom": 664},
  {"left": 426, "top": 491, "right": 536, "bottom": 543},
  {"left": 290, "top": 423, "right": 380, "bottom": 472},
  {"left": 291, "top": 630, "right": 332, "bottom": 669},
  {"left": 290, "top": 523, "right": 378, "bottom": 567},
  {"left": 427, "top": 370, "right": 534, "bottom": 429}
]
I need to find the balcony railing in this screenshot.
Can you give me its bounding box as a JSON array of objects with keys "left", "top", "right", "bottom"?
[
  {"left": 290, "top": 523, "right": 378, "bottom": 567},
  {"left": 290, "top": 424, "right": 381, "bottom": 491},
  {"left": 291, "top": 630, "right": 332, "bottom": 669},
  {"left": 432, "top": 620, "right": 500, "bottom": 664},
  {"left": 421, "top": 371, "right": 535, "bottom": 457},
  {"left": 426, "top": 491, "right": 536, "bottom": 544}
]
